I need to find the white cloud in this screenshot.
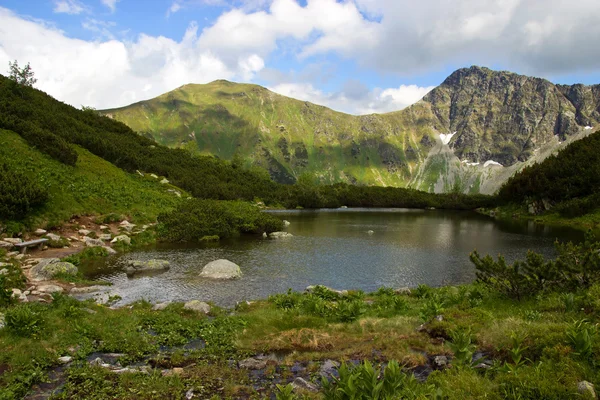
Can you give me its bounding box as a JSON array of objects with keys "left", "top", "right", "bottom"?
[
  {"left": 53, "top": 0, "right": 86, "bottom": 14},
  {"left": 268, "top": 81, "right": 433, "bottom": 115},
  {"left": 101, "top": 0, "right": 119, "bottom": 13},
  {"left": 82, "top": 18, "right": 116, "bottom": 39},
  {"left": 0, "top": 7, "right": 257, "bottom": 109}
]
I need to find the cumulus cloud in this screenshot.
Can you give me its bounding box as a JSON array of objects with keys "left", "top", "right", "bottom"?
[
  {"left": 268, "top": 81, "right": 434, "bottom": 115},
  {"left": 53, "top": 0, "right": 86, "bottom": 14},
  {"left": 101, "top": 0, "right": 120, "bottom": 13},
  {"left": 0, "top": 7, "right": 263, "bottom": 109}
]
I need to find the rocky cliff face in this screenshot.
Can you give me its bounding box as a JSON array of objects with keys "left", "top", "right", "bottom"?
[{"left": 102, "top": 66, "right": 599, "bottom": 194}]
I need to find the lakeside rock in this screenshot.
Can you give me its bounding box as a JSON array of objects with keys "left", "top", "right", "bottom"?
[
  {"left": 183, "top": 300, "right": 211, "bottom": 314},
  {"left": 30, "top": 260, "right": 78, "bottom": 281},
  {"left": 125, "top": 259, "right": 170, "bottom": 276},
  {"left": 152, "top": 302, "right": 171, "bottom": 311},
  {"left": 37, "top": 284, "right": 64, "bottom": 294},
  {"left": 283, "top": 220, "right": 291, "bottom": 227},
  {"left": 111, "top": 235, "right": 131, "bottom": 245},
  {"left": 46, "top": 233, "right": 61, "bottom": 241},
  {"left": 84, "top": 237, "right": 105, "bottom": 247},
  {"left": 199, "top": 259, "right": 242, "bottom": 279},
  {"left": 269, "top": 231, "right": 293, "bottom": 239},
  {"left": 103, "top": 246, "right": 117, "bottom": 255},
  {"left": 291, "top": 377, "right": 319, "bottom": 393},
  {"left": 306, "top": 285, "right": 348, "bottom": 297}
]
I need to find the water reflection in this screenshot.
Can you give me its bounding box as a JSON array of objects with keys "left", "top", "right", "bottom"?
[{"left": 81, "top": 209, "right": 583, "bottom": 306}]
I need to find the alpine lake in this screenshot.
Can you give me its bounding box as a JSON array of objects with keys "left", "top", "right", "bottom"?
[{"left": 79, "top": 208, "right": 584, "bottom": 307}]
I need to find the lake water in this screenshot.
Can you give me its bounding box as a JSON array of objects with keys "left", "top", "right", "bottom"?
[{"left": 81, "top": 209, "right": 583, "bottom": 306}]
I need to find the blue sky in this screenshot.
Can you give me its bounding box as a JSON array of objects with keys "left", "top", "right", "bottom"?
[{"left": 1, "top": 0, "right": 600, "bottom": 114}]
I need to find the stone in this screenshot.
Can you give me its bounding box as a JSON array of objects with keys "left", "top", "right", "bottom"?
[
  {"left": 0, "top": 241, "right": 14, "bottom": 249},
  {"left": 238, "top": 357, "right": 267, "bottom": 370},
  {"left": 30, "top": 260, "right": 78, "bottom": 281},
  {"left": 262, "top": 232, "right": 267, "bottom": 239},
  {"left": 3, "top": 238, "right": 22, "bottom": 245},
  {"left": 395, "top": 287, "right": 412, "bottom": 295},
  {"left": 578, "top": 381, "right": 596, "bottom": 399},
  {"left": 103, "top": 246, "right": 117, "bottom": 255},
  {"left": 199, "top": 259, "right": 242, "bottom": 279},
  {"left": 367, "top": 230, "right": 374, "bottom": 235},
  {"left": 68, "top": 236, "right": 80, "bottom": 242},
  {"left": 70, "top": 286, "right": 104, "bottom": 294},
  {"left": 125, "top": 259, "right": 170, "bottom": 276},
  {"left": 433, "top": 355, "right": 448, "bottom": 369},
  {"left": 291, "top": 377, "right": 319, "bottom": 393},
  {"left": 283, "top": 220, "right": 291, "bottom": 227},
  {"left": 172, "top": 367, "right": 184, "bottom": 375},
  {"left": 15, "top": 254, "right": 24, "bottom": 260},
  {"left": 99, "top": 225, "right": 108, "bottom": 230},
  {"left": 185, "top": 389, "right": 194, "bottom": 400},
  {"left": 0, "top": 313, "right": 4, "bottom": 329},
  {"left": 84, "top": 237, "right": 105, "bottom": 247},
  {"left": 152, "top": 302, "right": 171, "bottom": 311},
  {"left": 58, "top": 356, "right": 73, "bottom": 364},
  {"left": 183, "top": 300, "right": 211, "bottom": 314},
  {"left": 268, "top": 231, "right": 293, "bottom": 239},
  {"left": 305, "top": 285, "right": 348, "bottom": 297},
  {"left": 34, "top": 229, "right": 47, "bottom": 235},
  {"left": 320, "top": 360, "right": 340, "bottom": 377},
  {"left": 111, "top": 235, "right": 131, "bottom": 245},
  {"left": 37, "top": 285, "right": 64, "bottom": 294},
  {"left": 78, "top": 229, "right": 91, "bottom": 236},
  {"left": 99, "top": 234, "right": 112, "bottom": 241},
  {"left": 46, "top": 233, "right": 61, "bottom": 241},
  {"left": 340, "top": 206, "right": 348, "bottom": 209},
  {"left": 150, "top": 174, "right": 158, "bottom": 179},
  {"left": 0, "top": 268, "right": 8, "bottom": 276},
  {"left": 11, "top": 288, "right": 22, "bottom": 297},
  {"left": 435, "top": 315, "right": 444, "bottom": 322},
  {"left": 6, "top": 252, "right": 18, "bottom": 257},
  {"left": 160, "top": 178, "right": 169, "bottom": 184}
]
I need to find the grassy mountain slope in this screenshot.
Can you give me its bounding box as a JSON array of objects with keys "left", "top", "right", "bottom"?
[
  {"left": 103, "top": 67, "right": 600, "bottom": 194},
  {"left": 0, "top": 129, "right": 184, "bottom": 227}
]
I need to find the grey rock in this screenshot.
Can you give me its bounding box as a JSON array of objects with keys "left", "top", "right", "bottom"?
[
  {"left": 0, "top": 241, "right": 13, "bottom": 249},
  {"left": 103, "top": 246, "right": 117, "bottom": 255},
  {"left": 320, "top": 359, "right": 340, "bottom": 377},
  {"left": 46, "top": 233, "right": 61, "bottom": 241},
  {"left": 11, "top": 288, "right": 22, "bottom": 297},
  {"left": 0, "top": 268, "right": 8, "bottom": 275},
  {"left": 185, "top": 388, "right": 194, "bottom": 400},
  {"left": 262, "top": 232, "right": 267, "bottom": 239},
  {"left": 578, "top": 381, "right": 596, "bottom": 399},
  {"left": 367, "top": 230, "right": 374, "bottom": 235},
  {"left": 34, "top": 229, "right": 47, "bottom": 235},
  {"left": 269, "top": 231, "right": 293, "bottom": 239},
  {"left": 238, "top": 357, "right": 267, "bottom": 370},
  {"left": 78, "top": 229, "right": 91, "bottom": 236},
  {"left": 183, "top": 300, "right": 211, "bottom": 314},
  {"left": 306, "top": 285, "right": 348, "bottom": 297},
  {"left": 85, "top": 237, "right": 105, "bottom": 247},
  {"left": 111, "top": 235, "right": 131, "bottom": 245},
  {"left": 58, "top": 356, "right": 73, "bottom": 364},
  {"left": 70, "top": 286, "right": 104, "bottom": 294},
  {"left": 7, "top": 251, "right": 18, "bottom": 257},
  {"left": 125, "top": 259, "right": 170, "bottom": 276},
  {"left": 200, "top": 259, "right": 242, "bottom": 279},
  {"left": 37, "top": 285, "right": 64, "bottom": 294},
  {"left": 160, "top": 178, "right": 169, "bottom": 184},
  {"left": 30, "top": 260, "right": 78, "bottom": 281},
  {"left": 152, "top": 302, "right": 171, "bottom": 311},
  {"left": 3, "top": 238, "right": 22, "bottom": 245},
  {"left": 433, "top": 355, "right": 448, "bottom": 369},
  {"left": 435, "top": 315, "right": 444, "bottom": 322},
  {"left": 291, "top": 377, "right": 319, "bottom": 392},
  {"left": 394, "top": 287, "right": 412, "bottom": 295},
  {"left": 99, "top": 225, "right": 108, "bottom": 230},
  {"left": 283, "top": 220, "right": 291, "bottom": 227},
  {"left": 99, "top": 234, "right": 112, "bottom": 241}
]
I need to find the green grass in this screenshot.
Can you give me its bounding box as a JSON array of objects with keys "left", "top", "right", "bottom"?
[{"left": 0, "top": 130, "right": 186, "bottom": 228}]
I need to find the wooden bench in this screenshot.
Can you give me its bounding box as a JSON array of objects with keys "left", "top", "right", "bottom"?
[{"left": 14, "top": 238, "right": 49, "bottom": 254}]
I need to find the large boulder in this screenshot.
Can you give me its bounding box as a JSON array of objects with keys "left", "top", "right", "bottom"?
[
  {"left": 125, "top": 259, "right": 170, "bottom": 276},
  {"left": 199, "top": 259, "right": 242, "bottom": 279},
  {"left": 30, "top": 259, "right": 78, "bottom": 281}
]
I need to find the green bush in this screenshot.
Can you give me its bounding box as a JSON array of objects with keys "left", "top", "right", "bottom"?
[
  {"left": 0, "top": 275, "right": 15, "bottom": 307},
  {"left": 5, "top": 304, "right": 45, "bottom": 337},
  {"left": 157, "top": 199, "right": 282, "bottom": 242},
  {"left": 0, "top": 163, "right": 48, "bottom": 220}
]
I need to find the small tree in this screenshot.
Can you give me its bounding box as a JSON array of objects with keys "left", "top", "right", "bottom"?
[{"left": 8, "top": 60, "right": 37, "bottom": 87}]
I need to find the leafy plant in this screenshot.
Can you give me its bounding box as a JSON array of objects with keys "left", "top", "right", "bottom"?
[
  {"left": 566, "top": 319, "right": 595, "bottom": 360},
  {"left": 448, "top": 328, "right": 476, "bottom": 366},
  {"left": 4, "top": 304, "right": 45, "bottom": 337},
  {"left": 0, "top": 275, "right": 15, "bottom": 307},
  {"left": 419, "top": 295, "right": 445, "bottom": 322},
  {"left": 275, "top": 383, "right": 297, "bottom": 400}
]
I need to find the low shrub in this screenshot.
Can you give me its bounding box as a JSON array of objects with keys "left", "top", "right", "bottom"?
[
  {"left": 4, "top": 304, "right": 45, "bottom": 337},
  {"left": 0, "top": 163, "right": 48, "bottom": 220},
  {"left": 157, "top": 199, "right": 283, "bottom": 242}
]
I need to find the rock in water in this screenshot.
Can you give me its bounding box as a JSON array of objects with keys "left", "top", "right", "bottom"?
[
  {"left": 199, "top": 259, "right": 242, "bottom": 279},
  {"left": 125, "top": 259, "right": 170, "bottom": 276},
  {"left": 283, "top": 220, "right": 291, "bottom": 227},
  {"left": 183, "top": 300, "right": 211, "bottom": 314},
  {"left": 268, "top": 231, "right": 293, "bottom": 239},
  {"left": 30, "top": 260, "right": 78, "bottom": 281}
]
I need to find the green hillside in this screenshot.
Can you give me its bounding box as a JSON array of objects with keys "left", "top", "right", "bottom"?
[
  {"left": 0, "top": 129, "right": 184, "bottom": 228},
  {"left": 103, "top": 67, "right": 600, "bottom": 194}
]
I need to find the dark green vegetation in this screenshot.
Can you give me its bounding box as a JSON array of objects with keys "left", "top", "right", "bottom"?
[
  {"left": 2, "top": 238, "right": 600, "bottom": 399},
  {"left": 157, "top": 199, "right": 283, "bottom": 242},
  {"left": 0, "top": 163, "right": 48, "bottom": 221},
  {"left": 104, "top": 66, "right": 600, "bottom": 193}
]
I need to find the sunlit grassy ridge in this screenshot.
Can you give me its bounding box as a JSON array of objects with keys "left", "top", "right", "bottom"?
[{"left": 0, "top": 129, "right": 184, "bottom": 227}]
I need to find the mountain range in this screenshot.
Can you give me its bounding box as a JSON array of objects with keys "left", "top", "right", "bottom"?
[{"left": 102, "top": 66, "right": 600, "bottom": 194}]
